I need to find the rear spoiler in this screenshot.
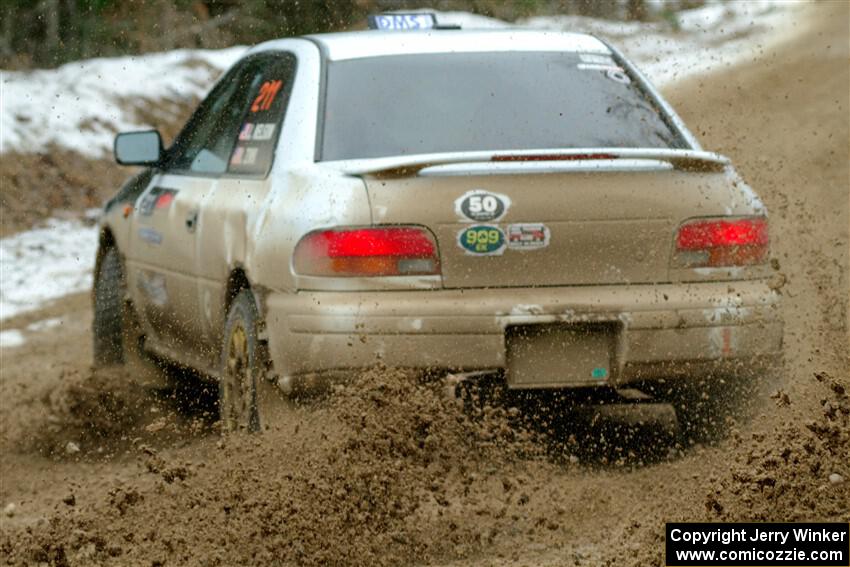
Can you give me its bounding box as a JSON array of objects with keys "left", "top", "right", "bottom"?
[{"left": 328, "top": 149, "right": 731, "bottom": 178}]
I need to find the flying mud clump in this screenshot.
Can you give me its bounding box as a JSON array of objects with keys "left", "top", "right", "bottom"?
[
  {"left": 4, "top": 368, "right": 552, "bottom": 566},
  {"left": 23, "top": 366, "right": 215, "bottom": 460},
  {"left": 603, "top": 371, "right": 850, "bottom": 567},
  {"left": 704, "top": 372, "right": 849, "bottom": 522}
]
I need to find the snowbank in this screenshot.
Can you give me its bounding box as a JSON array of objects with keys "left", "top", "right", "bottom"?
[
  {"left": 517, "top": 0, "right": 805, "bottom": 87},
  {"left": 0, "top": 217, "right": 98, "bottom": 322},
  {"left": 0, "top": 329, "right": 25, "bottom": 348},
  {"left": 435, "top": 1, "right": 802, "bottom": 86},
  {"left": 1, "top": 47, "right": 245, "bottom": 157}
]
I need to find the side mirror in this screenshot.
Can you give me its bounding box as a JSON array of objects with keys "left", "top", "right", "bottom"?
[{"left": 114, "top": 130, "right": 163, "bottom": 166}]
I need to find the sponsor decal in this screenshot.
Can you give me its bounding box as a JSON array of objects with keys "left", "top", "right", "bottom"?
[
  {"left": 457, "top": 225, "right": 506, "bottom": 256},
  {"left": 138, "top": 187, "right": 177, "bottom": 216},
  {"left": 137, "top": 270, "right": 168, "bottom": 306},
  {"left": 238, "top": 123, "right": 254, "bottom": 141},
  {"left": 252, "top": 123, "right": 276, "bottom": 141},
  {"left": 154, "top": 190, "right": 175, "bottom": 210},
  {"left": 242, "top": 147, "right": 259, "bottom": 165},
  {"left": 138, "top": 227, "right": 163, "bottom": 246},
  {"left": 455, "top": 190, "right": 510, "bottom": 222},
  {"left": 506, "top": 223, "right": 550, "bottom": 250},
  {"left": 230, "top": 146, "right": 259, "bottom": 166},
  {"left": 230, "top": 146, "right": 245, "bottom": 165},
  {"left": 238, "top": 122, "right": 275, "bottom": 142}
]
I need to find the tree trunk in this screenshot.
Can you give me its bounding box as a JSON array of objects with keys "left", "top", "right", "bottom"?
[
  {"left": 0, "top": 4, "right": 13, "bottom": 57},
  {"left": 160, "top": 0, "right": 177, "bottom": 51},
  {"left": 43, "top": 0, "right": 60, "bottom": 52},
  {"left": 627, "top": 0, "right": 648, "bottom": 21},
  {"left": 574, "top": 0, "right": 620, "bottom": 19}
]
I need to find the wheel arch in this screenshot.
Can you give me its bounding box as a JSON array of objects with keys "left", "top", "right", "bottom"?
[
  {"left": 222, "top": 266, "right": 271, "bottom": 367},
  {"left": 225, "top": 267, "right": 257, "bottom": 316}
]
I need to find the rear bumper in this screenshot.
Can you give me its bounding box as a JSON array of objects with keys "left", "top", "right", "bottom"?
[{"left": 263, "top": 279, "right": 782, "bottom": 390}]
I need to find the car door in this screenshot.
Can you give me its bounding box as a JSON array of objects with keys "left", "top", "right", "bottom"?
[
  {"left": 126, "top": 58, "right": 259, "bottom": 361},
  {"left": 191, "top": 52, "right": 298, "bottom": 355}
]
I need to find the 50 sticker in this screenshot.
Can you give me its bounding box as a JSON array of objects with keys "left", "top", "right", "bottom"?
[
  {"left": 455, "top": 190, "right": 510, "bottom": 222},
  {"left": 458, "top": 225, "right": 506, "bottom": 255}
]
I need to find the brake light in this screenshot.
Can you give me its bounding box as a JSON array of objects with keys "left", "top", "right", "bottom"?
[
  {"left": 293, "top": 226, "right": 441, "bottom": 277},
  {"left": 674, "top": 217, "right": 768, "bottom": 268},
  {"left": 492, "top": 153, "right": 617, "bottom": 162}
]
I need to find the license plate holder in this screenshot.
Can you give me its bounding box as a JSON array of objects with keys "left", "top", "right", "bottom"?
[{"left": 506, "top": 323, "right": 618, "bottom": 388}]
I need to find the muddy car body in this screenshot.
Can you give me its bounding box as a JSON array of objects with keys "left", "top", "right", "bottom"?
[{"left": 95, "top": 27, "right": 783, "bottom": 430}]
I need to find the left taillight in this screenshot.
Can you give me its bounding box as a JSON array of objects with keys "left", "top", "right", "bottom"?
[
  {"left": 292, "top": 226, "right": 441, "bottom": 277},
  {"left": 673, "top": 217, "right": 768, "bottom": 268}
]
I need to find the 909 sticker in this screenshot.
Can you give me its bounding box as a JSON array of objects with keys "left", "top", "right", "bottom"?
[
  {"left": 455, "top": 190, "right": 510, "bottom": 222},
  {"left": 458, "top": 225, "right": 506, "bottom": 255}
]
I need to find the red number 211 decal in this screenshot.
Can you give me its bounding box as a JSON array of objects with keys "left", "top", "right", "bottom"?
[{"left": 251, "top": 80, "right": 282, "bottom": 112}]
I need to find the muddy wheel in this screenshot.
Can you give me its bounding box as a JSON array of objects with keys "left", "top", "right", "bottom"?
[
  {"left": 219, "top": 289, "right": 286, "bottom": 433},
  {"left": 93, "top": 247, "right": 127, "bottom": 365}
]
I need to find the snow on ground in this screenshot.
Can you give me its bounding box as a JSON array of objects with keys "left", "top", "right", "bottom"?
[
  {"left": 518, "top": 0, "right": 805, "bottom": 87},
  {"left": 0, "top": 0, "right": 806, "bottom": 325},
  {"left": 0, "top": 329, "right": 25, "bottom": 348},
  {"left": 26, "top": 317, "right": 63, "bottom": 332},
  {"left": 1, "top": 47, "right": 245, "bottom": 157},
  {"left": 436, "top": 0, "right": 803, "bottom": 86},
  {"left": 0, "top": 217, "right": 98, "bottom": 322},
  {"left": 0, "top": 317, "right": 66, "bottom": 349}
]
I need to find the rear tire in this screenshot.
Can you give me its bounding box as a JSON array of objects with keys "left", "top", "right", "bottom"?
[
  {"left": 219, "top": 289, "right": 286, "bottom": 433},
  {"left": 93, "top": 247, "right": 127, "bottom": 366}
]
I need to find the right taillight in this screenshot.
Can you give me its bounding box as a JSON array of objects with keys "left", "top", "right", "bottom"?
[
  {"left": 292, "top": 226, "right": 441, "bottom": 277},
  {"left": 673, "top": 217, "right": 768, "bottom": 268}
]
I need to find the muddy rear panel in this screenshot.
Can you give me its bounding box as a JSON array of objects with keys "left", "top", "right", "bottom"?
[{"left": 364, "top": 167, "right": 761, "bottom": 288}]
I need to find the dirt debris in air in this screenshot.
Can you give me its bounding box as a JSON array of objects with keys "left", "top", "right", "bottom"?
[
  {"left": 620, "top": 372, "right": 850, "bottom": 566},
  {"left": 2, "top": 367, "right": 848, "bottom": 567},
  {"left": 22, "top": 366, "right": 217, "bottom": 460},
  {"left": 4, "top": 368, "right": 564, "bottom": 566}
]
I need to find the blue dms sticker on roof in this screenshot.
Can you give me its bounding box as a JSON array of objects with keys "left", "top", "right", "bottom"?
[{"left": 368, "top": 13, "right": 436, "bottom": 31}]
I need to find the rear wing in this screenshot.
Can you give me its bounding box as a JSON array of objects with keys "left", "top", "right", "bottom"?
[{"left": 326, "top": 148, "right": 731, "bottom": 178}]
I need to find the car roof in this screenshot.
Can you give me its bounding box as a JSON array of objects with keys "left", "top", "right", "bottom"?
[{"left": 302, "top": 29, "right": 611, "bottom": 61}]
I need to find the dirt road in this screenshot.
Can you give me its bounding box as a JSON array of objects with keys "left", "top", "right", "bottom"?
[{"left": 1, "top": 3, "right": 847, "bottom": 566}]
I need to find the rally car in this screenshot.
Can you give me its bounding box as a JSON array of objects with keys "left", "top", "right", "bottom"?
[{"left": 94, "top": 15, "right": 782, "bottom": 432}]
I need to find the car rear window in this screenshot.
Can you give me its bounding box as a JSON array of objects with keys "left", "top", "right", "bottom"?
[{"left": 319, "top": 51, "right": 686, "bottom": 161}]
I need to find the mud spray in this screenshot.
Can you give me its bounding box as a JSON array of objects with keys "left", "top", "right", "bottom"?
[{"left": 1, "top": 3, "right": 848, "bottom": 566}]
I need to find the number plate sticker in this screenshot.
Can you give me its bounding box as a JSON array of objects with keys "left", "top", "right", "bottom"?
[
  {"left": 457, "top": 225, "right": 506, "bottom": 256},
  {"left": 455, "top": 190, "right": 511, "bottom": 222}
]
